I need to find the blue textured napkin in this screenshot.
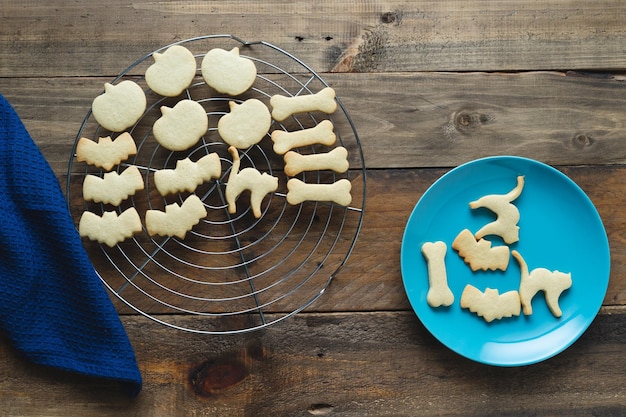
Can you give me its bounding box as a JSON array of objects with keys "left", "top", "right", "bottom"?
[{"left": 0, "top": 94, "right": 142, "bottom": 396}]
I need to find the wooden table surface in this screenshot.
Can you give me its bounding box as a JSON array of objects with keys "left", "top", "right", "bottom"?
[{"left": 1, "top": 1, "right": 625, "bottom": 416}]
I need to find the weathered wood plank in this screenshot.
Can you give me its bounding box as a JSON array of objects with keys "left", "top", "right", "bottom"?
[
  {"left": 1, "top": 71, "right": 625, "bottom": 174},
  {"left": 2, "top": 1, "right": 626, "bottom": 77},
  {"left": 0, "top": 310, "right": 624, "bottom": 416}
]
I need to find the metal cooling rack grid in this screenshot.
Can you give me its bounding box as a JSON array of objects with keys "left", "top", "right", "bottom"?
[{"left": 66, "top": 35, "right": 366, "bottom": 334}]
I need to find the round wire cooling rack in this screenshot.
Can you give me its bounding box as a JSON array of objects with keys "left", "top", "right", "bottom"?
[{"left": 65, "top": 34, "right": 366, "bottom": 334}]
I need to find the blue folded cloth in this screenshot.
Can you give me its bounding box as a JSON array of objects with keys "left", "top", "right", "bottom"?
[{"left": 0, "top": 94, "right": 142, "bottom": 396}]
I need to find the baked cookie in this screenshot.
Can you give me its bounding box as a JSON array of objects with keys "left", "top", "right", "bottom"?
[
  {"left": 201, "top": 47, "right": 257, "bottom": 96},
  {"left": 92, "top": 80, "right": 147, "bottom": 132},
  {"left": 145, "top": 44, "right": 197, "bottom": 97},
  {"left": 79, "top": 207, "right": 143, "bottom": 247},
  {"left": 75, "top": 132, "right": 137, "bottom": 171},
  {"left": 283, "top": 146, "right": 349, "bottom": 177},
  {"left": 145, "top": 194, "right": 207, "bottom": 239},
  {"left": 217, "top": 99, "right": 271, "bottom": 149},
  {"left": 225, "top": 146, "right": 278, "bottom": 218},
  {"left": 153, "top": 99, "right": 208, "bottom": 151},
  {"left": 460, "top": 285, "right": 521, "bottom": 323},
  {"left": 286, "top": 178, "right": 352, "bottom": 206},
  {"left": 421, "top": 241, "right": 454, "bottom": 308},
  {"left": 452, "top": 228, "right": 510, "bottom": 272},
  {"left": 271, "top": 119, "right": 336, "bottom": 155},
  {"left": 83, "top": 165, "right": 144, "bottom": 206},
  {"left": 154, "top": 153, "right": 221, "bottom": 196},
  {"left": 270, "top": 87, "right": 336, "bottom": 122}
]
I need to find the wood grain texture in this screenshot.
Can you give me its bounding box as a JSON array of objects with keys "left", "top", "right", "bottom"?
[
  {"left": 1, "top": 71, "right": 625, "bottom": 174},
  {"left": 0, "top": 311, "right": 624, "bottom": 416},
  {"left": 1, "top": 1, "right": 625, "bottom": 414},
  {"left": 2, "top": 0, "right": 626, "bottom": 77}
]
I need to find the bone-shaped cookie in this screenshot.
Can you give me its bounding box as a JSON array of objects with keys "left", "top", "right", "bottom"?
[
  {"left": 283, "top": 146, "right": 349, "bottom": 177},
  {"left": 421, "top": 241, "right": 454, "bottom": 308},
  {"left": 79, "top": 207, "right": 143, "bottom": 247},
  {"left": 83, "top": 165, "right": 144, "bottom": 206},
  {"left": 154, "top": 153, "right": 221, "bottom": 196},
  {"left": 271, "top": 120, "right": 336, "bottom": 155},
  {"left": 145, "top": 194, "right": 207, "bottom": 239},
  {"left": 270, "top": 87, "right": 337, "bottom": 122},
  {"left": 286, "top": 178, "right": 352, "bottom": 206}
]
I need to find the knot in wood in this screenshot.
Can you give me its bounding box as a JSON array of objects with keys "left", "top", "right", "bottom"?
[
  {"left": 189, "top": 358, "right": 248, "bottom": 396},
  {"left": 572, "top": 133, "right": 594, "bottom": 149},
  {"left": 380, "top": 10, "right": 403, "bottom": 25},
  {"left": 453, "top": 111, "right": 492, "bottom": 131}
]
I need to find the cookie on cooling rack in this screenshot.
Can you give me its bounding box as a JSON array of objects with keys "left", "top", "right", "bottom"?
[
  {"left": 154, "top": 153, "right": 221, "bottom": 196},
  {"left": 270, "top": 87, "right": 337, "bottom": 122},
  {"left": 201, "top": 47, "right": 257, "bottom": 96},
  {"left": 79, "top": 207, "right": 143, "bottom": 247},
  {"left": 83, "top": 165, "right": 144, "bottom": 206},
  {"left": 75, "top": 132, "right": 137, "bottom": 171},
  {"left": 145, "top": 194, "right": 207, "bottom": 239},
  {"left": 145, "top": 44, "right": 197, "bottom": 97},
  {"left": 271, "top": 119, "right": 336, "bottom": 155},
  {"left": 91, "top": 80, "right": 147, "bottom": 132},
  {"left": 153, "top": 99, "right": 209, "bottom": 151},
  {"left": 217, "top": 99, "right": 271, "bottom": 149},
  {"left": 283, "top": 146, "right": 349, "bottom": 177}
]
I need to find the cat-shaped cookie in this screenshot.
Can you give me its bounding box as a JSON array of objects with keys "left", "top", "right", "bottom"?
[
  {"left": 225, "top": 146, "right": 278, "bottom": 218},
  {"left": 512, "top": 250, "right": 572, "bottom": 317},
  {"left": 470, "top": 175, "right": 525, "bottom": 244}
]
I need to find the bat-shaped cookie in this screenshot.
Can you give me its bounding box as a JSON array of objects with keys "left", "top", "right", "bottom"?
[
  {"left": 452, "top": 228, "right": 510, "bottom": 272},
  {"left": 78, "top": 207, "right": 142, "bottom": 247},
  {"left": 83, "top": 165, "right": 144, "bottom": 205},
  {"left": 153, "top": 153, "right": 221, "bottom": 196},
  {"left": 145, "top": 194, "right": 207, "bottom": 239},
  {"left": 76, "top": 132, "right": 137, "bottom": 171},
  {"left": 460, "top": 284, "right": 521, "bottom": 322}
]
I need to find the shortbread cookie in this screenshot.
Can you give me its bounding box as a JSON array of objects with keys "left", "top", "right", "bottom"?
[
  {"left": 452, "top": 228, "right": 510, "bottom": 271},
  {"left": 154, "top": 153, "right": 221, "bottom": 196},
  {"left": 225, "top": 146, "right": 278, "bottom": 218},
  {"left": 283, "top": 146, "right": 349, "bottom": 177},
  {"left": 271, "top": 120, "right": 336, "bottom": 155},
  {"left": 79, "top": 207, "right": 142, "bottom": 247},
  {"left": 421, "top": 241, "right": 454, "bottom": 308},
  {"left": 460, "top": 285, "right": 521, "bottom": 323},
  {"left": 83, "top": 165, "right": 144, "bottom": 206},
  {"left": 145, "top": 44, "right": 197, "bottom": 97},
  {"left": 270, "top": 87, "right": 337, "bottom": 122},
  {"left": 470, "top": 175, "right": 524, "bottom": 244},
  {"left": 75, "top": 132, "right": 137, "bottom": 171},
  {"left": 512, "top": 250, "right": 572, "bottom": 317},
  {"left": 201, "top": 47, "right": 257, "bottom": 96},
  {"left": 92, "top": 80, "right": 147, "bottom": 132},
  {"left": 217, "top": 99, "right": 271, "bottom": 149},
  {"left": 153, "top": 99, "right": 208, "bottom": 151},
  {"left": 286, "top": 178, "right": 352, "bottom": 206},
  {"left": 145, "top": 194, "right": 207, "bottom": 239}
]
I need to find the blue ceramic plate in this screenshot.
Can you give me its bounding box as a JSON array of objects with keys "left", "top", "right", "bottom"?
[{"left": 401, "top": 156, "right": 610, "bottom": 366}]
